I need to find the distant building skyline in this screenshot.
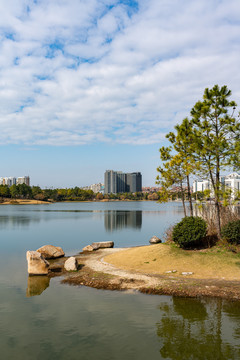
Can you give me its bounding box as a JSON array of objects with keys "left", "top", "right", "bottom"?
[
  {"left": 104, "top": 170, "right": 142, "bottom": 194},
  {"left": 82, "top": 183, "right": 104, "bottom": 194},
  {"left": 0, "top": 176, "right": 30, "bottom": 186},
  {"left": 193, "top": 173, "right": 240, "bottom": 198}
]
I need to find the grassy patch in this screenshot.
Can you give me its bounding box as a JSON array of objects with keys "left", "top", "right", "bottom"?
[{"left": 104, "top": 243, "right": 240, "bottom": 280}]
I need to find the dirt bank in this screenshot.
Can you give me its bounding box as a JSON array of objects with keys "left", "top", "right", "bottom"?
[{"left": 49, "top": 247, "right": 240, "bottom": 301}]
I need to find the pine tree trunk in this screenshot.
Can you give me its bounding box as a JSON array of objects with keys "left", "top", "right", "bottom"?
[
  {"left": 215, "top": 200, "right": 221, "bottom": 237},
  {"left": 215, "top": 162, "right": 221, "bottom": 237},
  {"left": 180, "top": 182, "right": 187, "bottom": 217},
  {"left": 187, "top": 175, "right": 193, "bottom": 216},
  {"left": 209, "top": 168, "right": 221, "bottom": 237}
]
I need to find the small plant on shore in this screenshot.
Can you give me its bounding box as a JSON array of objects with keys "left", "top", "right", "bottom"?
[
  {"left": 221, "top": 220, "right": 240, "bottom": 245},
  {"left": 172, "top": 216, "right": 207, "bottom": 249}
]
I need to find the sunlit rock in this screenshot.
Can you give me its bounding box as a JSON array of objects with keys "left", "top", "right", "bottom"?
[
  {"left": 36, "top": 245, "right": 65, "bottom": 259},
  {"left": 64, "top": 257, "right": 78, "bottom": 271},
  {"left": 82, "top": 245, "right": 94, "bottom": 252},
  {"left": 149, "top": 236, "right": 162, "bottom": 244},
  {"left": 26, "top": 275, "right": 50, "bottom": 297},
  {"left": 91, "top": 241, "right": 114, "bottom": 249},
  {"left": 26, "top": 251, "right": 50, "bottom": 275}
]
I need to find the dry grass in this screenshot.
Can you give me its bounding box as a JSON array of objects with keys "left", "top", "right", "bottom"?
[
  {"left": 104, "top": 243, "right": 240, "bottom": 280},
  {"left": 196, "top": 204, "right": 240, "bottom": 236}
]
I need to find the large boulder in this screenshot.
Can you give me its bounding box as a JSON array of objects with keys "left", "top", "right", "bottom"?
[
  {"left": 64, "top": 257, "right": 78, "bottom": 271},
  {"left": 26, "top": 251, "right": 50, "bottom": 275},
  {"left": 91, "top": 241, "right": 114, "bottom": 250},
  {"left": 149, "top": 236, "right": 162, "bottom": 244},
  {"left": 36, "top": 245, "right": 65, "bottom": 259}
]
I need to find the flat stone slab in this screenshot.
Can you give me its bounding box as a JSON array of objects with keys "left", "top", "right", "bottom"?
[
  {"left": 37, "top": 245, "right": 65, "bottom": 259},
  {"left": 91, "top": 241, "right": 114, "bottom": 250}
]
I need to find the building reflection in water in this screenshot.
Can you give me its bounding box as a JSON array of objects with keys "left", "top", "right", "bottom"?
[{"left": 104, "top": 210, "right": 142, "bottom": 232}]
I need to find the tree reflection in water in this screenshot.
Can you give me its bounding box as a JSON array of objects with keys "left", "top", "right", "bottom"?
[{"left": 156, "top": 297, "right": 240, "bottom": 359}]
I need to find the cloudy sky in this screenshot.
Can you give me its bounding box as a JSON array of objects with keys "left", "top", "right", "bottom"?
[{"left": 1, "top": 0, "right": 240, "bottom": 187}]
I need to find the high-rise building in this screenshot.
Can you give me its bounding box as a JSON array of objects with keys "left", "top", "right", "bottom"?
[
  {"left": 104, "top": 170, "right": 142, "bottom": 194},
  {"left": 0, "top": 177, "right": 17, "bottom": 186},
  {"left": 17, "top": 176, "right": 30, "bottom": 186},
  {"left": 126, "top": 172, "right": 142, "bottom": 193}
]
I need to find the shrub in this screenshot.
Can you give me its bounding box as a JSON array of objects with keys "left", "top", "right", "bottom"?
[
  {"left": 221, "top": 220, "right": 240, "bottom": 245},
  {"left": 172, "top": 216, "right": 207, "bottom": 249}
]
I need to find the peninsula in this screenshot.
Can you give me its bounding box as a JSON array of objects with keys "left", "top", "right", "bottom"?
[{"left": 44, "top": 243, "right": 240, "bottom": 301}]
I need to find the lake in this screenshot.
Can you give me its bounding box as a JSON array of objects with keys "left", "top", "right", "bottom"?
[{"left": 0, "top": 201, "right": 240, "bottom": 359}]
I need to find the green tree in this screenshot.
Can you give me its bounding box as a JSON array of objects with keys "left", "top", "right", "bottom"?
[
  {"left": 157, "top": 151, "right": 188, "bottom": 217},
  {"left": 190, "top": 85, "right": 240, "bottom": 235},
  {"left": 32, "top": 186, "right": 42, "bottom": 198},
  {"left": 10, "top": 184, "right": 18, "bottom": 198},
  {"left": 0, "top": 185, "right": 10, "bottom": 198},
  {"left": 17, "top": 183, "right": 32, "bottom": 198},
  {"left": 166, "top": 118, "right": 195, "bottom": 216}
]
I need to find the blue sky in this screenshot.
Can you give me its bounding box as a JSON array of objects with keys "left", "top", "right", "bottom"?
[{"left": 1, "top": 0, "right": 240, "bottom": 187}]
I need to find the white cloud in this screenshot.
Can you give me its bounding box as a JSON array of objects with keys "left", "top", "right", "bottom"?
[{"left": 0, "top": 0, "right": 240, "bottom": 145}]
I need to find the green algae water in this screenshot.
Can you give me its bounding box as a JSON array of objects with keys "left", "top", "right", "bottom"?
[{"left": 0, "top": 202, "right": 240, "bottom": 359}]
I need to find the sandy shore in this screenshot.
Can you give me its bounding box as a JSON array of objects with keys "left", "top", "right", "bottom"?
[
  {"left": 1, "top": 199, "right": 51, "bottom": 205},
  {"left": 48, "top": 247, "right": 240, "bottom": 301}
]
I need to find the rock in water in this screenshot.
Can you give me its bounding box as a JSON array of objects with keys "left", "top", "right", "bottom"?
[
  {"left": 82, "top": 245, "right": 94, "bottom": 252},
  {"left": 64, "top": 257, "right": 78, "bottom": 271},
  {"left": 36, "top": 245, "right": 65, "bottom": 259},
  {"left": 91, "top": 241, "right": 114, "bottom": 250},
  {"left": 26, "top": 251, "right": 50, "bottom": 275},
  {"left": 149, "top": 236, "right": 162, "bottom": 244}
]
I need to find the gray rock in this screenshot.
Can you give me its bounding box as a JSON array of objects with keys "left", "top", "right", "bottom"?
[
  {"left": 91, "top": 241, "right": 114, "bottom": 250},
  {"left": 37, "top": 245, "right": 65, "bottom": 259},
  {"left": 64, "top": 257, "right": 78, "bottom": 271},
  {"left": 149, "top": 236, "right": 162, "bottom": 244},
  {"left": 26, "top": 251, "right": 50, "bottom": 275}
]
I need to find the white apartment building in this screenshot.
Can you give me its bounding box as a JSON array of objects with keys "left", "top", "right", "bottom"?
[
  {"left": 193, "top": 173, "right": 240, "bottom": 198},
  {"left": 193, "top": 179, "right": 211, "bottom": 192},
  {"left": 0, "top": 177, "right": 16, "bottom": 186},
  {"left": 16, "top": 176, "right": 30, "bottom": 186},
  {"left": 0, "top": 176, "right": 30, "bottom": 186},
  {"left": 224, "top": 173, "right": 240, "bottom": 194},
  {"left": 82, "top": 183, "right": 104, "bottom": 193}
]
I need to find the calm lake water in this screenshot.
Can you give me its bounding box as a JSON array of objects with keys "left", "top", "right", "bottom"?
[{"left": 0, "top": 201, "right": 240, "bottom": 359}]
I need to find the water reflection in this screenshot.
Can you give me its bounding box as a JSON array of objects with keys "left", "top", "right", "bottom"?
[
  {"left": 104, "top": 210, "right": 142, "bottom": 232},
  {"left": 26, "top": 276, "right": 50, "bottom": 297},
  {"left": 156, "top": 297, "right": 240, "bottom": 359},
  {"left": 0, "top": 215, "right": 40, "bottom": 229}
]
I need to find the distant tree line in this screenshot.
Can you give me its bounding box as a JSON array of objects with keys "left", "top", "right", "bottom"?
[{"left": 0, "top": 184, "right": 161, "bottom": 202}]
